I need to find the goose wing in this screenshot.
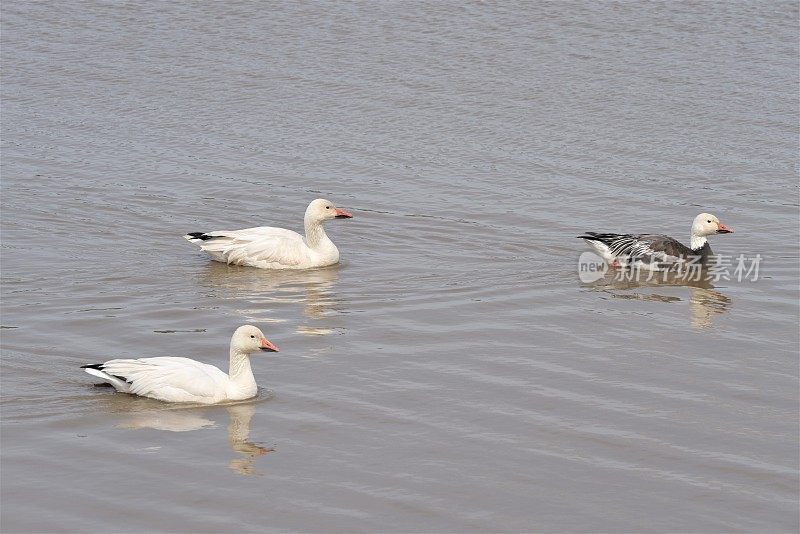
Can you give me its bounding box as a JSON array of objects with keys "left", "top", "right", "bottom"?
[
  {"left": 99, "top": 357, "right": 229, "bottom": 403},
  {"left": 579, "top": 232, "right": 693, "bottom": 266},
  {"left": 186, "top": 226, "right": 308, "bottom": 267}
]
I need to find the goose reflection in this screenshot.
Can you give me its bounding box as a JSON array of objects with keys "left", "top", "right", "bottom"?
[
  {"left": 197, "top": 262, "right": 342, "bottom": 335},
  {"left": 687, "top": 285, "right": 732, "bottom": 329},
  {"left": 225, "top": 403, "right": 272, "bottom": 475},
  {"left": 107, "top": 394, "right": 272, "bottom": 476},
  {"left": 585, "top": 272, "right": 732, "bottom": 329}
]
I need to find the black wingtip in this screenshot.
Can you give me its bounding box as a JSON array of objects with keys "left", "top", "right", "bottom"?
[
  {"left": 82, "top": 364, "right": 130, "bottom": 383},
  {"left": 186, "top": 232, "right": 213, "bottom": 241},
  {"left": 577, "top": 234, "right": 598, "bottom": 240}
]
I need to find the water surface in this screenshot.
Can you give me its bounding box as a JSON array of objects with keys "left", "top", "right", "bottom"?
[{"left": 2, "top": 1, "right": 798, "bottom": 532}]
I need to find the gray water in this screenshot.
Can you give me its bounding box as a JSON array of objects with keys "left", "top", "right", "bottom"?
[{"left": 1, "top": 1, "right": 798, "bottom": 532}]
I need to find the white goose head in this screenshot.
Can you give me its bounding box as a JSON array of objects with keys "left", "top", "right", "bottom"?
[
  {"left": 304, "top": 198, "right": 353, "bottom": 225},
  {"left": 231, "top": 325, "right": 280, "bottom": 354},
  {"left": 691, "top": 213, "right": 734, "bottom": 238}
]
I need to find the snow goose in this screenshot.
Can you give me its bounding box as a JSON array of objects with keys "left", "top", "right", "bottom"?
[
  {"left": 184, "top": 198, "right": 353, "bottom": 269},
  {"left": 578, "top": 213, "right": 733, "bottom": 269},
  {"left": 82, "top": 325, "right": 279, "bottom": 404}
]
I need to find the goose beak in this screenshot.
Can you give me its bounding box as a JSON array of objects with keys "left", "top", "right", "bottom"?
[
  {"left": 260, "top": 338, "right": 280, "bottom": 352},
  {"left": 716, "top": 222, "right": 734, "bottom": 234},
  {"left": 334, "top": 208, "right": 353, "bottom": 219}
]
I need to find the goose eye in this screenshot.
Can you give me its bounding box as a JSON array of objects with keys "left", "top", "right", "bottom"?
[
  {"left": 250, "top": 335, "right": 255, "bottom": 338},
  {"left": 326, "top": 206, "right": 330, "bottom": 209},
  {"left": 707, "top": 220, "right": 711, "bottom": 223}
]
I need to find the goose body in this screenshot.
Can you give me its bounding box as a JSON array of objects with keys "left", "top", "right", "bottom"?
[
  {"left": 82, "top": 325, "right": 279, "bottom": 404},
  {"left": 578, "top": 213, "right": 733, "bottom": 270},
  {"left": 184, "top": 198, "right": 353, "bottom": 269}
]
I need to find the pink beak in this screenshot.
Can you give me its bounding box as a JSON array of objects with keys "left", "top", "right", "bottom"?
[
  {"left": 260, "top": 338, "right": 280, "bottom": 352},
  {"left": 716, "top": 221, "right": 734, "bottom": 234},
  {"left": 334, "top": 208, "right": 353, "bottom": 219}
]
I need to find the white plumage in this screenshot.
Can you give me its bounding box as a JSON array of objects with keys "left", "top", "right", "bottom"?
[
  {"left": 184, "top": 198, "right": 353, "bottom": 269},
  {"left": 82, "top": 325, "right": 280, "bottom": 404}
]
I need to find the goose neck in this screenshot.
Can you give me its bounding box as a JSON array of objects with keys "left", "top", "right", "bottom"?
[
  {"left": 229, "top": 347, "right": 254, "bottom": 383},
  {"left": 304, "top": 217, "right": 329, "bottom": 248},
  {"left": 690, "top": 234, "right": 707, "bottom": 251}
]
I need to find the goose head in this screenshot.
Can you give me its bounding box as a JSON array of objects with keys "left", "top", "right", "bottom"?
[
  {"left": 305, "top": 198, "right": 353, "bottom": 224},
  {"left": 691, "top": 213, "right": 734, "bottom": 237},
  {"left": 232, "top": 325, "right": 280, "bottom": 354}
]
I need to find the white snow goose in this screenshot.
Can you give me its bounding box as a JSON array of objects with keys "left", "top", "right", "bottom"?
[
  {"left": 184, "top": 198, "right": 353, "bottom": 269},
  {"left": 82, "top": 325, "right": 280, "bottom": 404},
  {"left": 578, "top": 213, "right": 734, "bottom": 269}
]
